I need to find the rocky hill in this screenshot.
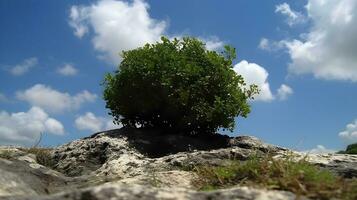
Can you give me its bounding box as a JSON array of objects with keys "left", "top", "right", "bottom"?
[{"left": 1, "top": 127, "right": 356, "bottom": 200}]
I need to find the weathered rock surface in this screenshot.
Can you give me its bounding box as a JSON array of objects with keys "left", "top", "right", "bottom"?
[
  {"left": 0, "top": 148, "right": 68, "bottom": 197},
  {"left": 274, "top": 151, "right": 357, "bottom": 178},
  {"left": 51, "top": 128, "right": 285, "bottom": 177},
  {"left": 5, "top": 183, "right": 306, "bottom": 200},
  {"left": 0, "top": 127, "right": 356, "bottom": 200}
]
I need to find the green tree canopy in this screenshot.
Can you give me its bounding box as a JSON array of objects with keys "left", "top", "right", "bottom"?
[
  {"left": 338, "top": 143, "right": 357, "bottom": 154},
  {"left": 103, "top": 37, "right": 259, "bottom": 134}
]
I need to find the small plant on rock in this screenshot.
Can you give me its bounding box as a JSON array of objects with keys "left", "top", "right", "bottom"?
[
  {"left": 24, "top": 147, "right": 56, "bottom": 168},
  {"left": 0, "top": 148, "right": 12, "bottom": 159},
  {"left": 20, "top": 133, "right": 56, "bottom": 168}
]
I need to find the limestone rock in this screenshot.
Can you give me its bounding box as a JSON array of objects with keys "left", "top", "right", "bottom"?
[
  {"left": 0, "top": 127, "right": 356, "bottom": 200},
  {"left": 278, "top": 151, "right": 357, "bottom": 178},
  {"left": 6, "top": 183, "right": 305, "bottom": 200},
  {"left": 0, "top": 149, "right": 70, "bottom": 197},
  {"left": 51, "top": 128, "right": 284, "bottom": 178}
]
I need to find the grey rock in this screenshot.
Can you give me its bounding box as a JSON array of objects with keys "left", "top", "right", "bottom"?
[
  {"left": 52, "top": 128, "right": 284, "bottom": 178},
  {"left": 0, "top": 151, "right": 70, "bottom": 197},
  {"left": 285, "top": 152, "right": 357, "bottom": 178},
  {"left": 1, "top": 127, "right": 356, "bottom": 200},
  {"left": 6, "top": 183, "right": 304, "bottom": 200}
]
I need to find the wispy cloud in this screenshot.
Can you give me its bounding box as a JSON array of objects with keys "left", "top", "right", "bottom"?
[
  {"left": 9, "top": 57, "right": 38, "bottom": 76},
  {"left": 275, "top": 3, "right": 306, "bottom": 26},
  {"left": 304, "top": 145, "right": 336, "bottom": 154}
]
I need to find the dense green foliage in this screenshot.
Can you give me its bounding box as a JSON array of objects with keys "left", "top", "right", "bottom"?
[
  {"left": 103, "top": 37, "right": 258, "bottom": 134},
  {"left": 338, "top": 143, "right": 357, "bottom": 154},
  {"left": 193, "top": 155, "right": 357, "bottom": 199}
]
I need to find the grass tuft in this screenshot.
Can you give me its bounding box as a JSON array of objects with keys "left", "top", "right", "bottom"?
[
  {"left": 193, "top": 154, "right": 357, "bottom": 199},
  {"left": 0, "top": 149, "right": 12, "bottom": 159},
  {"left": 21, "top": 147, "right": 56, "bottom": 168}
]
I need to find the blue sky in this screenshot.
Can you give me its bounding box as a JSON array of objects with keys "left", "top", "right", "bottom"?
[{"left": 1, "top": 0, "right": 357, "bottom": 152}]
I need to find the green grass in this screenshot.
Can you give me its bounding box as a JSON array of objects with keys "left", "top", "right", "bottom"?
[{"left": 193, "top": 155, "right": 357, "bottom": 199}]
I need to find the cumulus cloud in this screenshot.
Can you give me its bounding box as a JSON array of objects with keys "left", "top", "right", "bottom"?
[
  {"left": 279, "top": 0, "right": 357, "bottom": 82},
  {"left": 233, "top": 60, "right": 275, "bottom": 101},
  {"left": 16, "top": 84, "right": 97, "bottom": 114},
  {"left": 68, "top": 0, "right": 225, "bottom": 64},
  {"left": 75, "top": 112, "right": 103, "bottom": 132},
  {"left": 339, "top": 119, "right": 357, "bottom": 143},
  {"left": 275, "top": 3, "right": 306, "bottom": 26},
  {"left": 75, "top": 112, "right": 121, "bottom": 132},
  {"left": 305, "top": 145, "right": 336, "bottom": 154},
  {"left": 69, "top": 0, "right": 167, "bottom": 64},
  {"left": 277, "top": 84, "right": 293, "bottom": 100},
  {"left": 233, "top": 60, "right": 293, "bottom": 101},
  {"left": 57, "top": 64, "right": 78, "bottom": 76},
  {"left": 0, "top": 107, "right": 64, "bottom": 146},
  {"left": 9, "top": 57, "right": 38, "bottom": 76}
]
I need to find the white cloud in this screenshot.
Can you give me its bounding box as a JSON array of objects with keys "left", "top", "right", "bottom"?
[
  {"left": 69, "top": 0, "right": 167, "bottom": 64},
  {"left": 104, "top": 119, "right": 122, "bottom": 130},
  {"left": 16, "top": 84, "right": 97, "bottom": 114},
  {"left": 275, "top": 3, "right": 306, "bottom": 26},
  {"left": 339, "top": 119, "right": 357, "bottom": 143},
  {"left": 9, "top": 57, "right": 38, "bottom": 76},
  {"left": 69, "top": 6, "right": 90, "bottom": 38},
  {"left": 57, "top": 64, "right": 78, "bottom": 76},
  {"left": 305, "top": 145, "right": 336, "bottom": 154},
  {"left": 202, "top": 36, "right": 224, "bottom": 51},
  {"left": 258, "top": 38, "right": 285, "bottom": 51},
  {"left": 233, "top": 60, "right": 275, "bottom": 101},
  {"left": 75, "top": 112, "right": 121, "bottom": 132},
  {"left": 75, "top": 112, "right": 103, "bottom": 132},
  {"left": 281, "top": 0, "right": 357, "bottom": 82},
  {"left": 0, "top": 107, "right": 64, "bottom": 146},
  {"left": 277, "top": 84, "right": 293, "bottom": 100},
  {"left": 69, "top": 0, "right": 225, "bottom": 64},
  {"left": 233, "top": 60, "right": 293, "bottom": 102},
  {"left": 44, "top": 118, "right": 64, "bottom": 134},
  {"left": 258, "top": 38, "right": 270, "bottom": 50}
]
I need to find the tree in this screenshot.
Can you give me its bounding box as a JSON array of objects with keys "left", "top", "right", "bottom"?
[
  {"left": 338, "top": 143, "right": 357, "bottom": 154},
  {"left": 103, "top": 37, "right": 259, "bottom": 134}
]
